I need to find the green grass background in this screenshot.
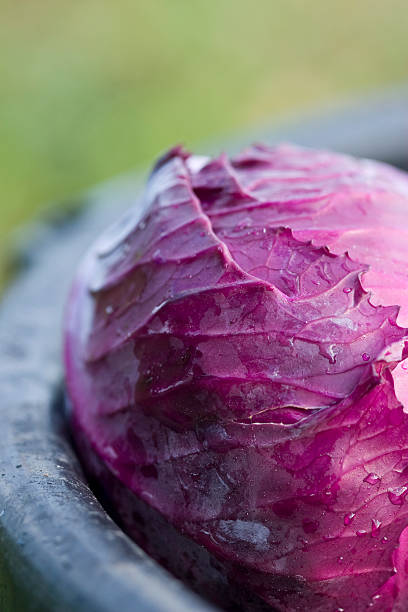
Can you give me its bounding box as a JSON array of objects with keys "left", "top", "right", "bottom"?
[{"left": 1, "top": 0, "right": 408, "bottom": 287}]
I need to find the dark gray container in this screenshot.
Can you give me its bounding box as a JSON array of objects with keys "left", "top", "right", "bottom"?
[{"left": 1, "top": 88, "right": 407, "bottom": 612}]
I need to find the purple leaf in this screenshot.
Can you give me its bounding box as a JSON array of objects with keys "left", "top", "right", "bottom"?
[{"left": 65, "top": 144, "right": 408, "bottom": 611}]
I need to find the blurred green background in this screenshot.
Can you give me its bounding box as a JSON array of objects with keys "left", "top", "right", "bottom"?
[{"left": 1, "top": 0, "right": 408, "bottom": 288}]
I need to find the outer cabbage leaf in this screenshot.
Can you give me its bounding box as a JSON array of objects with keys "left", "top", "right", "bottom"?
[{"left": 65, "top": 144, "right": 408, "bottom": 611}]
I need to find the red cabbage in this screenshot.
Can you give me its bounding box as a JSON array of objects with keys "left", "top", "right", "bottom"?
[{"left": 65, "top": 144, "right": 408, "bottom": 611}]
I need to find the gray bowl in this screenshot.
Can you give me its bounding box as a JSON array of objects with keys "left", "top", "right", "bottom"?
[{"left": 1, "top": 88, "right": 408, "bottom": 612}]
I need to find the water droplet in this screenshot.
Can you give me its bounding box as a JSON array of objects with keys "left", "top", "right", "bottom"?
[
  {"left": 344, "top": 512, "right": 356, "bottom": 526},
  {"left": 105, "top": 305, "right": 113, "bottom": 315},
  {"left": 323, "top": 534, "right": 337, "bottom": 541},
  {"left": 356, "top": 530, "right": 367, "bottom": 537},
  {"left": 381, "top": 536, "right": 388, "bottom": 544},
  {"left": 373, "top": 594, "right": 381, "bottom": 600},
  {"left": 337, "top": 608, "right": 345, "bottom": 612},
  {"left": 320, "top": 343, "right": 337, "bottom": 364},
  {"left": 343, "top": 287, "right": 352, "bottom": 294},
  {"left": 371, "top": 519, "right": 381, "bottom": 537},
  {"left": 327, "top": 344, "right": 337, "bottom": 364},
  {"left": 236, "top": 220, "right": 251, "bottom": 231},
  {"left": 152, "top": 249, "right": 164, "bottom": 264},
  {"left": 362, "top": 352, "right": 370, "bottom": 362},
  {"left": 337, "top": 555, "right": 344, "bottom": 563},
  {"left": 364, "top": 473, "right": 381, "bottom": 485},
  {"left": 388, "top": 486, "right": 407, "bottom": 505},
  {"left": 262, "top": 227, "right": 267, "bottom": 234}
]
